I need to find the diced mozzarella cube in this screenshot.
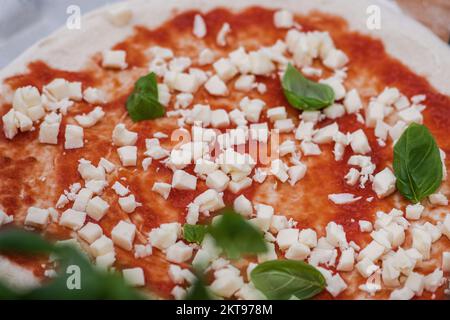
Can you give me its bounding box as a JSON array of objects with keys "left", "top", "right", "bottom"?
[
  {"left": 249, "top": 51, "right": 275, "bottom": 76},
  {"left": 295, "top": 121, "right": 315, "bottom": 141},
  {"left": 172, "top": 170, "right": 197, "bottom": 190},
  {"left": 24, "top": 207, "right": 49, "bottom": 228},
  {"left": 312, "top": 122, "right": 338, "bottom": 144},
  {"left": 356, "top": 257, "right": 379, "bottom": 278},
  {"left": 59, "top": 209, "right": 86, "bottom": 230},
  {"left": 323, "top": 49, "right": 348, "bottom": 70},
  {"left": 273, "top": 9, "right": 294, "bottom": 28},
  {"left": 90, "top": 235, "right": 114, "bottom": 257},
  {"left": 234, "top": 75, "right": 255, "bottom": 92},
  {"left": 86, "top": 196, "right": 109, "bottom": 221},
  {"left": 285, "top": 242, "right": 310, "bottom": 260},
  {"left": 377, "top": 87, "right": 400, "bottom": 105},
  {"left": 389, "top": 287, "right": 414, "bottom": 300},
  {"left": 350, "top": 129, "right": 371, "bottom": 154},
  {"left": 78, "top": 222, "right": 103, "bottom": 244},
  {"left": 319, "top": 78, "right": 346, "bottom": 100},
  {"left": 102, "top": 50, "right": 128, "bottom": 69},
  {"left": 213, "top": 58, "right": 238, "bottom": 82},
  {"left": 211, "top": 109, "right": 230, "bottom": 128},
  {"left": 166, "top": 241, "right": 193, "bottom": 263},
  {"left": 405, "top": 272, "right": 425, "bottom": 295},
  {"left": 325, "top": 222, "right": 348, "bottom": 249},
  {"left": 152, "top": 182, "right": 171, "bottom": 200},
  {"left": 358, "top": 240, "right": 385, "bottom": 262},
  {"left": 118, "top": 194, "right": 139, "bottom": 213},
  {"left": 365, "top": 101, "right": 385, "bottom": 128},
  {"left": 423, "top": 268, "right": 444, "bottom": 292},
  {"left": 389, "top": 120, "right": 407, "bottom": 141},
  {"left": 99, "top": 157, "right": 116, "bottom": 173},
  {"left": 64, "top": 125, "right": 84, "bottom": 149},
  {"left": 194, "top": 189, "right": 224, "bottom": 213},
  {"left": 193, "top": 14, "right": 207, "bottom": 38},
  {"left": 233, "top": 195, "right": 253, "bottom": 217},
  {"left": 412, "top": 228, "right": 432, "bottom": 259},
  {"left": 111, "top": 220, "right": 136, "bottom": 250},
  {"left": 300, "top": 141, "right": 321, "bottom": 156},
  {"left": 324, "top": 103, "right": 345, "bottom": 119},
  {"left": 250, "top": 123, "right": 269, "bottom": 143},
  {"left": 122, "top": 267, "right": 145, "bottom": 287},
  {"left": 198, "top": 48, "right": 215, "bottom": 65},
  {"left": 277, "top": 228, "right": 300, "bottom": 250},
  {"left": 216, "top": 23, "right": 231, "bottom": 47},
  {"left": 117, "top": 146, "right": 137, "bottom": 166},
  {"left": 359, "top": 220, "right": 373, "bottom": 232},
  {"left": 270, "top": 159, "right": 289, "bottom": 183},
  {"left": 240, "top": 97, "right": 265, "bottom": 123},
  {"left": 83, "top": 87, "right": 106, "bottom": 104},
  {"left": 337, "top": 248, "right": 355, "bottom": 271},
  {"left": 204, "top": 75, "right": 228, "bottom": 96},
  {"left": 405, "top": 203, "right": 424, "bottom": 220},
  {"left": 372, "top": 167, "right": 396, "bottom": 198},
  {"left": 206, "top": 170, "right": 230, "bottom": 192},
  {"left": 228, "top": 177, "right": 252, "bottom": 193},
  {"left": 343, "top": 89, "right": 362, "bottom": 114},
  {"left": 267, "top": 107, "right": 287, "bottom": 122},
  {"left": 112, "top": 123, "right": 137, "bottom": 146},
  {"left": 111, "top": 181, "right": 129, "bottom": 196},
  {"left": 398, "top": 107, "right": 423, "bottom": 125},
  {"left": 428, "top": 192, "right": 448, "bottom": 206},
  {"left": 257, "top": 242, "right": 278, "bottom": 263},
  {"left": 298, "top": 229, "right": 317, "bottom": 248},
  {"left": 274, "top": 118, "right": 295, "bottom": 133},
  {"left": 288, "top": 163, "right": 307, "bottom": 186},
  {"left": 72, "top": 188, "right": 93, "bottom": 212},
  {"left": 255, "top": 204, "right": 274, "bottom": 232}
]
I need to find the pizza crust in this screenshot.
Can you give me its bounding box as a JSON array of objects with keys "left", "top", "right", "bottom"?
[{"left": 0, "top": 0, "right": 449, "bottom": 95}]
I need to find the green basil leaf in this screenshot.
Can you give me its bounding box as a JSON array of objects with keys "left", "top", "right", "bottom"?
[
  {"left": 185, "top": 275, "right": 213, "bottom": 300},
  {"left": 282, "top": 63, "right": 334, "bottom": 110},
  {"left": 250, "top": 260, "right": 326, "bottom": 300},
  {"left": 0, "top": 228, "right": 55, "bottom": 255},
  {"left": 183, "top": 224, "right": 208, "bottom": 244},
  {"left": 126, "top": 72, "right": 165, "bottom": 122},
  {"left": 393, "top": 123, "right": 443, "bottom": 203},
  {"left": 208, "top": 209, "right": 267, "bottom": 260}
]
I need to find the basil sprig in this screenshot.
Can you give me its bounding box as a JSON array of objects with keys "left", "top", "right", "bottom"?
[
  {"left": 282, "top": 63, "right": 334, "bottom": 110},
  {"left": 250, "top": 260, "right": 326, "bottom": 300},
  {"left": 183, "top": 209, "right": 267, "bottom": 260},
  {"left": 0, "top": 228, "right": 143, "bottom": 300},
  {"left": 393, "top": 123, "right": 443, "bottom": 203},
  {"left": 183, "top": 224, "right": 208, "bottom": 244},
  {"left": 126, "top": 72, "right": 165, "bottom": 122}
]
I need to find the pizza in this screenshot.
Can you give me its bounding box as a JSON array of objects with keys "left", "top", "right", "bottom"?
[{"left": 0, "top": 0, "right": 449, "bottom": 300}]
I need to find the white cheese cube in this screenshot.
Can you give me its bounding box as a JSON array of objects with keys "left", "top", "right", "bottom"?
[
  {"left": 319, "top": 78, "right": 346, "bottom": 100},
  {"left": 345, "top": 168, "right": 360, "bottom": 186},
  {"left": 118, "top": 194, "right": 139, "bottom": 213},
  {"left": 193, "top": 14, "right": 207, "bottom": 38},
  {"left": 152, "top": 182, "right": 171, "bottom": 199},
  {"left": 428, "top": 193, "right": 448, "bottom": 206},
  {"left": 337, "top": 248, "right": 355, "bottom": 271},
  {"left": 274, "top": 118, "right": 295, "bottom": 133},
  {"left": 270, "top": 159, "right": 289, "bottom": 183},
  {"left": 198, "top": 48, "right": 215, "bottom": 65},
  {"left": 359, "top": 220, "right": 373, "bottom": 232},
  {"left": 255, "top": 204, "right": 274, "bottom": 232},
  {"left": 171, "top": 73, "right": 199, "bottom": 93},
  {"left": 279, "top": 140, "right": 296, "bottom": 157},
  {"left": 288, "top": 163, "right": 307, "bottom": 186},
  {"left": 211, "top": 109, "right": 230, "bottom": 128},
  {"left": 59, "top": 209, "right": 86, "bottom": 230},
  {"left": 122, "top": 267, "right": 145, "bottom": 287},
  {"left": 206, "top": 170, "right": 230, "bottom": 192},
  {"left": 234, "top": 75, "right": 255, "bottom": 92},
  {"left": 166, "top": 241, "right": 194, "bottom": 263},
  {"left": 241, "top": 98, "right": 265, "bottom": 123},
  {"left": 356, "top": 257, "right": 379, "bottom": 278},
  {"left": 112, "top": 123, "right": 137, "bottom": 146},
  {"left": 111, "top": 220, "right": 136, "bottom": 251},
  {"left": 405, "top": 203, "right": 424, "bottom": 220},
  {"left": 117, "top": 146, "right": 137, "bottom": 167},
  {"left": 250, "top": 123, "right": 269, "bottom": 143},
  {"left": 412, "top": 228, "right": 432, "bottom": 259},
  {"left": 209, "top": 273, "right": 244, "bottom": 298},
  {"left": 213, "top": 58, "right": 238, "bottom": 82},
  {"left": 233, "top": 195, "right": 253, "bottom": 217},
  {"left": 326, "top": 274, "right": 348, "bottom": 297},
  {"left": 249, "top": 51, "right": 275, "bottom": 75},
  {"left": 295, "top": 121, "right": 315, "bottom": 141},
  {"left": 186, "top": 203, "right": 199, "bottom": 225},
  {"left": 24, "top": 207, "right": 49, "bottom": 228},
  {"left": 343, "top": 89, "right": 362, "bottom": 114},
  {"left": 285, "top": 242, "right": 310, "bottom": 260},
  {"left": 204, "top": 75, "right": 228, "bottom": 96},
  {"left": 323, "top": 49, "right": 349, "bottom": 70},
  {"left": 64, "top": 125, "right": 84, "bottom": 149},
  {"left": 229, "top": 46, "right": 251, "bottom": 74},
  {"left": 389, "top": 120, "right": 407, "bottom": 141},
  {"left": 98, "top": 158, "right": 115, "bottom": 174},
  {"left": 216, "top": 23, "right": 230, "bottom": 47},
  {"left": 102, "top": 50, "right": 127, "bottom": 69},
  {"left": 365, "top": 101, "right": 385, "bottom": 128},
  {"left": 350, "top": 129, "right": 371, "bottom": 154},
  {"left": 228, "top": 177, "right": 252, "bottom": 193},
  {"left": 442, "top": 214, "right": 450, "bottom": 239},
  {"left": 372, "top": 167, "right": 396, "bottom": 198},
  {"left": 83, "top": 87, "right": 106, "bottom": 104},
  {"left": 270, "top": 215, "right": 289, "bottom": 234},
  {"left": 273, "top": 9, "right": 294, "bottom": 28},
  {"left": 267, "top": 106, "right": 287, "bottom": 122},
  {"left": 172, "top": 170, "right": 197, "bottom": 190},
  {"left": 96, "top": 252, "right": 116, "bottom": 270},
  {"left": 312, "top": 122, "right": 338, "bottom": 144},
  {"left": 300, "top": 141, "right": 321, "bottom": 156},
  {"left": 398, "top": 107, "right": 423, "bottom": 125},
  {"left": 193, "top": 189, "right": 224, "bottom": 212},
  {"left": 111, "top": 181, "right": 129, "bottom": 196},
  {"left": 90, "top": 235, "right": 114, "bottom": 257},
  {"left": 85, "top": 180, "right": 108, "bottom": 195},
  {"left": 377, "top": 87, "right": 400, "bottom": 105},
  {"left": 298, "top": 229, "right": 317, "bottom": 248},
  {"left": 257, "top": 242, "right": 278, "bottom": 263},
  {"left": 85, "top": 196, "right": 110, "bottom": 221},
  {"left": 389, "top": 287, "right": 414, "bottom": 300},
  {"left": 72, "top": 188, "right": 93, "bottom": 212},
  {"left": 325, "top": 222, "right": 348, "bottom": 249},
  {"left": 78, "top": 222, "right": 103, "bottom": 244},
  {"left": 405, "top": 272, "right": 425, "bottom": 295},
  {"left": 358, "top": 240, "right": 385, "bottom": 262},
  {"left": 324, "top": 103, "right": 345, "bottom": 119},
  {"left": 149, "top": 226, "right": 178, "bottom": 250},
  {"left": 277, "top": 228, "right": 300, "bottom": 250},
  {"left": 423, "top": 268, "right": 444, "bottom": 292}
]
